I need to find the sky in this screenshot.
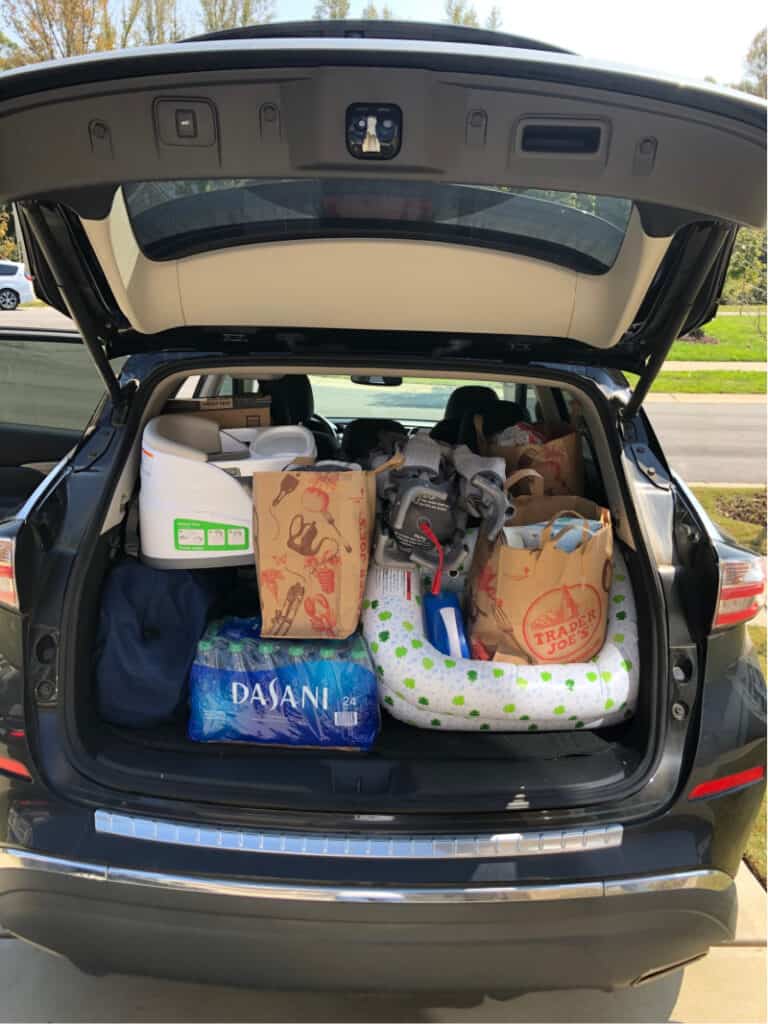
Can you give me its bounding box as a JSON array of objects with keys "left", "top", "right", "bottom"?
[{"left": 258, "top": 0, "right": 765, "bottom": 87}]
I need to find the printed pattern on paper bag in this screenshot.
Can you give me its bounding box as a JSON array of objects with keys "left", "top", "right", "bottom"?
[
  {"left": 468, "top": 510, "right": 613, "bottom": 664},
  {"left": 254, "top": 471, "right": 371, "bottom": 640},
  {"left": 522, "top": 583, "right": 603, "bottom": 662}
]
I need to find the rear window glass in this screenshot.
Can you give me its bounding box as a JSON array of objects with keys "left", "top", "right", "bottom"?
[{"left": 122, "top": 180, "right": 632, "bottom": 273}]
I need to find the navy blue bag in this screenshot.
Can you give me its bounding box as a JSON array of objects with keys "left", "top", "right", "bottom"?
[{"left": 95, "top": 560, "right": 223, "bottom": 728}]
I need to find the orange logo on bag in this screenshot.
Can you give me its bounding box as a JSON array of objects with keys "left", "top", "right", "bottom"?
[{"left": 522, "top": 583, "right": 602, "bottom": 663}]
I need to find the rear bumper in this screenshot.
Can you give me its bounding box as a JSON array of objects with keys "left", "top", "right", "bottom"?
[{"left": 0, "top": 846, "right": 736, "bottom": 992}]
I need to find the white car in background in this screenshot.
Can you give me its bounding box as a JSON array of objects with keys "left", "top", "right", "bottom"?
[{"left": 0, "top": 260, "right": 35, "bottom": 309}]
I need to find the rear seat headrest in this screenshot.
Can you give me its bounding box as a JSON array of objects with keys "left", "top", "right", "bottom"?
[
  {"left": 264, "top": 375, "right": 314, "bottom": 425},
  {"left": 444, "top": 385, "right": 500, "bottom": 421}
]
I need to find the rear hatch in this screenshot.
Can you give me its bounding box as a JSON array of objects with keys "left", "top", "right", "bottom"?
[{"left": 2, "top": 22, "right": 764, "bottom": 394}]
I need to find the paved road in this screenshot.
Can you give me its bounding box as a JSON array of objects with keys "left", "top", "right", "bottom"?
[
  {"left": 1, "top": 305, "right": 74, "bottom": 330},
  {"left": 645, "top": 398, "right": 766, "bottom": 484}
]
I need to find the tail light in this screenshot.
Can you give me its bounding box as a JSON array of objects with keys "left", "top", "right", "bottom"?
[
  {"left": 689, "top": 764, "right": 765, "bottom": 800},
  {"left": 713, "top": 552, "right": 765, "bottom": 629},
  {"left": 0, "top": 537, "right": 19, "bottom": 611},
  {"left": 25, "top": 274, "right": 33, "bottom": 283},
  {"left": 0, "top": 757, "right": 31, "bottom": 781}
]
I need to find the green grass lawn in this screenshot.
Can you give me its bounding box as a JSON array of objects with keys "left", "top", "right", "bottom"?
[
  {"left": 693, "top": 486, "right": 766, "bottom": 885},
  {"left": 19, "top": 299, "right": 47, "bottom": 308},
  {"left": 691, "top": 487, "right": 767, "bottom": 555},
  {"left": 628, "top": 370, "right": 766, "bottom": 394},
  {"left": 718, "top": 305, "right": 767, "bottom": 315},
  {"left": 668, "top": 314, "right": 766, "bottom": 362}
]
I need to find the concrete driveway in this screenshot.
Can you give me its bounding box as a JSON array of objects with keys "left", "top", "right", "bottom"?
[
  {"left": 0, "top": 305, "right": 74, "bottom": 330},
  {"left": 0, "top": 866, "right": 764, "bottom": 1024}
]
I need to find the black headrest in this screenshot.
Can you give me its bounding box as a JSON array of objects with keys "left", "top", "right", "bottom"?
[
  {"left": 458, "top": 400, "right": 530, "bottom": 449},
  {"left": 444, "top": 385, "right": 499, "bottom": 421},
  {"left": 430, "top": 417, "right": 463, "bottom": 445},
  {"left": 264, "top": 375, "right": 314, "bottom": 425},
  {"left": 341, "top": 418, "right": 407, "bottom": 464}
]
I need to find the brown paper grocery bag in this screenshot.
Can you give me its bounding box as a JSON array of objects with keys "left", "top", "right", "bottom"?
[
  {"left": 468, "top": 509, "right": 613, "bottom": 664},
  {"left": 476, "top": 416, "right": 584, "bottom": 496},
  {"left": 254, "top": 470, "right": 372, "bottom": 639},
  {"left": 504, "top": 470, "right": 605, "bottom": 528}
]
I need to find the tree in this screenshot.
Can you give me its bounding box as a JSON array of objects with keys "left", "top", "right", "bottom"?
[
  {"left": 0, "top": 29, "right": 22, "bottom": 67},
  {"left": 0, "top": 205, "right": 18, "bottom": 261},
  {"left": 132, "top": 0, "right": 185, "bottom": 44},
  {"left": 116, "top": 0, "right": 143, "bottom": 46},
  {"left": 361, "top": 1, "right": 393, "bottom": 16},
  {"left": 733, "top": 27, "right": 766, "bottom": 98},
  {"left": 2, "top": 0, "right": 117, "bottom": 62},
  {"left": 444, "top": 0, "right": 479, "bottom": 26},
  {"left": 313, "top": 0, "right": 350, "bottom": 17},
  {"left": 724, "top": 227, "right": 767, "bottom": 307},
  {"left": 485, "top": 4, "right": 501, "bottom": 29},
  {"left": 199, "top": 0, "right": 273, "bottom": 31}
]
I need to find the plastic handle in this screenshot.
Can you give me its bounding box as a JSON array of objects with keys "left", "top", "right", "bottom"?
[
  {"left": 419, "top": 521, "right": 444, "bottom": 595},
  {"left": 439, "top": 606, "right": 463, "bottom": 660}
]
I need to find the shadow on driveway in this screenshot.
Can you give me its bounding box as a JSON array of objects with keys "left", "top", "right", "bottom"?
[{"left": 0, "top": 936, "right": 684, "bottom": 1023}]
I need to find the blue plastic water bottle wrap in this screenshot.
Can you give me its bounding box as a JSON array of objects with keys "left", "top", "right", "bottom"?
[{"left": 188, "top": 618, "right": 380, "bottom": 749}]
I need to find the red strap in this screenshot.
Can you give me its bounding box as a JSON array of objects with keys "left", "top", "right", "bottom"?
[{"left": 419, "top": 521, "right": 444, "bottom": 596}]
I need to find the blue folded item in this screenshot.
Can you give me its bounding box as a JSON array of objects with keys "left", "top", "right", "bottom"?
[
  {"left": 504, "top": 517, "right": 603, "bottom": 554},
  {"left": 95, "top": 560, "right": 224, "bottom": 728},
  {"left": 188, "top": 619, "right": 380, "bottom": 750}
]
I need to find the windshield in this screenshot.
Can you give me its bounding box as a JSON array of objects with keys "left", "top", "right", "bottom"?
[
  {"left": 122, "top": 179, "right": 632, "bottom": 273},
  {"left": 215, "top": 374, "right": 511, "bottom": 425},
  {"left": 309, "top": 376, "right": 509, "bottom": 425}
]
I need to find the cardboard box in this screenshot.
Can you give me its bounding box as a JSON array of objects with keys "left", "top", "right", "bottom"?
[{"left": 165, "top": 395, "right": 271, "bottom": 428}]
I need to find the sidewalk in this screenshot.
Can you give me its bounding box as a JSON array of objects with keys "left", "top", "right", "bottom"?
[
  {"left": 645, "top": 392, "right": 765, "bottom": 402},
  {"left": 665, "top": 361, "right": 766, "bottom": 371}
]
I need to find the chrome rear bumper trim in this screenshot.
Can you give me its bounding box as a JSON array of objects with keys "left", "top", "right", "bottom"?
[
  {"left": 0, "top": 847, "right": 733, "bottom": 905},
  {"left": 93, "top": 810, "right": 623, "bottom": 859}
]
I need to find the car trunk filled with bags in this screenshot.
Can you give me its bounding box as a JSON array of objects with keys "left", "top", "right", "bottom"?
[{"left": 93, "top": 391, "right": 640, "bottom": 755}]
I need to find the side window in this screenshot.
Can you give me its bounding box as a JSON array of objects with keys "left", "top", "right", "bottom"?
[
  {"left": 524, "top": 385, "right": 541, "bottom": 422},
  {"left": 0, "top": 337, "right": 107, "bottom": 431},
  {"left": 0, "top": 265, "right": 17, "bottom": 277},
  {"left": 215, "top": 376, "right": 259, "bottom": 396}
]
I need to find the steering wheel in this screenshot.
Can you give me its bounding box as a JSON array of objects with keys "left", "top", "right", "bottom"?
[{"left": 307, "top": 412, "right": 339, "bottom": 440}]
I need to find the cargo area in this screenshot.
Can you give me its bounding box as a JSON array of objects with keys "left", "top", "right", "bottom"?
[{"left": 63, "top": 367, "right": 662, "bottom": 814}]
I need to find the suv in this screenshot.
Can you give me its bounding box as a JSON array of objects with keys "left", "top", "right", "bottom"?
[
  {"left": 0, "top": 260, "right": 34, "bottom": 310},
  {"left": 0, "top": 22, "right": 765, "bottom": 993}
]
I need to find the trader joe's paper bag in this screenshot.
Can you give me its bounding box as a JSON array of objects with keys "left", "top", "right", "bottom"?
[
  {"left": 504, "top": 470, "right": 605, "bottom": 528},
  {"left": 468, "top": 509, "right": 613, "bottom": 664},
  {"left": 476, "top": 416, "right": 584, "bottom": 496},
  {"left": 254, "top": 470, "right": 372, "bottom": 640}
]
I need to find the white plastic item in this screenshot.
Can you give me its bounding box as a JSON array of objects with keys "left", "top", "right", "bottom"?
[
  {"left": 138, "top": 416, "right": 316, "bottom": 568},
  {"left": 247, "top": 425, "right": 317, "bottom": 473}
]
